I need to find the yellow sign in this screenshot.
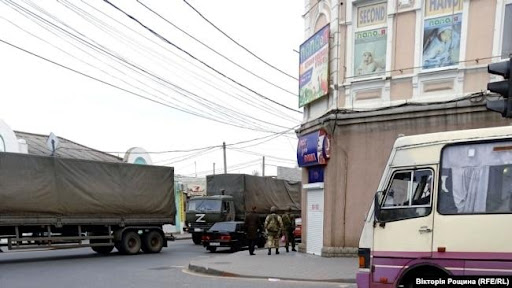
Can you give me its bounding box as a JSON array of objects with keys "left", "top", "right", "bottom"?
[
  {"left": 180, "top": 193, "right": 185, "bottom": 221},
  {"left": 425, "top": 0, "right": 463, "bottom": 17},
  {"left": 357, "top": 2, "right": 387, "bottom": 28}
]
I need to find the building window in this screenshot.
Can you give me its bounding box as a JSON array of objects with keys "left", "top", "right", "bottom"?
[
  {"left": 354, "top": 2, "right": 387, "bottom": 77},
  {"left": 422, "top": 0, "right": 463, "bottom": 69},
  {"left": 502, "top": 3, "right": 512, "bottom": 59}
]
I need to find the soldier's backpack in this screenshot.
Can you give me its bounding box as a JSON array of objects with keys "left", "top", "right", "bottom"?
[
  {"left": 282, "top": 214, "right": 291, "bottom": 228},
  {"left": 267, "top": 214, "right": 279, "bottom": 232}
]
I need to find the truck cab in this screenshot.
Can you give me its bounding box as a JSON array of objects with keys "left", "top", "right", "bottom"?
[{"left": 185, "top": 195, "right": 235, "bottom": 244}]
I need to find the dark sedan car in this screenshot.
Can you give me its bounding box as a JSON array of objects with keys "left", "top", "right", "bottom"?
[{"left": 202, "top": 221, "right": 264, "bottom": 253}]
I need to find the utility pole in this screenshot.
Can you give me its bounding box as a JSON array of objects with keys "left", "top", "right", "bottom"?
[
  {"left": 194, "top": 161, "right": 197, "bottom": 178},
  {"left": 213, "top": 163, "right": 216, "bottom": 175},
  {"left": 223, "top": 142, "right": 227, "bottom": 174},
  {"left": 262, "top": 156, "right": 265, "bottom": 176}
]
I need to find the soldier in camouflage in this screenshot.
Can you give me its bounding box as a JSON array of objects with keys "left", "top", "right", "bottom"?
[
  {"left": 264, "top": 206, "right": 284, "bottom": 255},
  {"left": 281, "top": 207, "right": 296, "bottom": 252}
]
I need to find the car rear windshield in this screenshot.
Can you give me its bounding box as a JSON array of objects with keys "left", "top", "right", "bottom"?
[{"left": 209, "top": 222, "right": 237, "bottom": 232}]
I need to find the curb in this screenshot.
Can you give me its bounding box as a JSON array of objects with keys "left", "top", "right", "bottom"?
[{"left": 187, "top": 263, "right": 356, "bottom": 283}]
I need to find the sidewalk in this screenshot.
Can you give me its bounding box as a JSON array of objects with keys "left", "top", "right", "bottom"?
[
  {"left": 188, "top": 247, "right": 358, "bottom": 283},
  {"left": 171, "top": 232, "right": 192, "bottom": 240}
]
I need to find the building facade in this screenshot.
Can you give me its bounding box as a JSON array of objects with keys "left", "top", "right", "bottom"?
[{"left": 297, "top": 0, "right": 512, "bottom": 256}]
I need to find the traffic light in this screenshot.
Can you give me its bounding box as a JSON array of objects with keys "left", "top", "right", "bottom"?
[{"left": 486, "top": 58, "right": 512, "bottom": 117}]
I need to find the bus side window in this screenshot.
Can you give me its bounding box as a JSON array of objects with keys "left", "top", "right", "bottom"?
[{"left": 380, "top": 169, "right": 433, "bottom": 222}]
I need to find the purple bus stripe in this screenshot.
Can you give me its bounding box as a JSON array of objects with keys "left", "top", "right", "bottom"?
[{"left": 373, "top": 251, "right": 512, "bottom": 260}]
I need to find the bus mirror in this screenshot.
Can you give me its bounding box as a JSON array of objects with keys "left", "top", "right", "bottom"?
[{"left": 374, "top": 192, "right": 382, "bottom": 222}]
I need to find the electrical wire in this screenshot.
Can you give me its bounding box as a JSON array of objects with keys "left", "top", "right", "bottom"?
[
  {"left": 68, "top": 0, "right": 300, "bottom": 124},
  {"left": 137, "top": 0, "right": 298, "bottom": 98},
  {"left": 0, "top": 37, "right": 291, "bottom": 133},
  {"left": 183, "top": 0, "right": 299, "bottom": 81},
  {"left": 4, "top": 0, "right": 295, "bottom": 131},
  {"left": 25, "top": 0, "right": 287, "bottom": 130},
  {"left": 102, "top": 0, "right": 302, "bottom": 114}
]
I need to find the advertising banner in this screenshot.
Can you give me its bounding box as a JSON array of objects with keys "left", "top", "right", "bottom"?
[
  {"left": 299, "top": 24, "right": 330, "bottom": 107},
  {"left": 425, "top": 0, "right": 463, "bottom": 17},
  {"left": 354, "top": 28, "right": 387, "bottom": 76},
  {"left": 422, "top": 13, "right": 462, "bottom": 69},
  {"left": 297, "top": 129, "right": 331, "bottom": 167}
]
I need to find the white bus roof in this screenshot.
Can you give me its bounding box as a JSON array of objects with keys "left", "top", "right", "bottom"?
[{"left": 394, "top": 125, "right": 512, "bottom": 149}]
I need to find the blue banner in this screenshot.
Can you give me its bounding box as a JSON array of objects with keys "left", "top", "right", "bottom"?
[{"left": 297, "top": 129, "right": 331, "bottom": 167}]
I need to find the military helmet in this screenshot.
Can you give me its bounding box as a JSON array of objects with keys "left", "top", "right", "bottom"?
[{"left": 270, "top": 206, "right": 277, "bottom": 213}]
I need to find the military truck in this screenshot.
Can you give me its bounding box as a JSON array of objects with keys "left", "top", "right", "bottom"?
[
  {"left": 185, "top": 174, "right": 301, "bottom": 244},
  {"left": 0, "top": 152, "right": 175, "bottom": 255}
]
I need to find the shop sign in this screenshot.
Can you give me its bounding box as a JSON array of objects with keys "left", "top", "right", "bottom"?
[{"left": 297, "top": 129, "right": 331, "bottom": 167}]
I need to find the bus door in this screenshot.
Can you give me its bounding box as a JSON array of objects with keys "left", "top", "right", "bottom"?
[{"left": 373, "top": 167, "right": 435, "bottom": 283}]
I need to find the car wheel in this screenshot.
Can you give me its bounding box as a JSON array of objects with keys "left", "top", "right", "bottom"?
[{"left": 207, "top": 246, "right": 216, "bottom": 253}]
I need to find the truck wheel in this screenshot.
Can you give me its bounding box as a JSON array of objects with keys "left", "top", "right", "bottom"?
[
  {"left": 91, "top": 245, "right": 114, "bottom": 255},
  {"left": 192, "top": 233, "right": 202, "bottom": 245},
  {"left": 119, "top": 231, "right": 141, "bottom": 255},
  {"left": 207, "top": 246, "right": 216, "bottom": 253},
  {"left": 141, "top": 231, "right": 164, "bottom": 253}
]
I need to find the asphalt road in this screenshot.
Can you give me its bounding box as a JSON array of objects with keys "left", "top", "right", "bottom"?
[{"left": 0, "top": 240, "right": 348, "bottom": 288}]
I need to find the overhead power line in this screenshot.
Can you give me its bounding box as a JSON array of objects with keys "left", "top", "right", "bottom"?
[
  {"left": 137, "top": 0, "right": 298, "bottom": 98},
  {"left": 62, "top": 0, "right": 299, "bottom": 124},
  {"left": 0, "top": 37, "right": 289, "bottom": 133},
  {"left": 3, "top": 0, "right": 296, "bottom": 132},
  {"left": 182, "top": 0, "right": 298, "bottom": 81},
  {"left": 102, "top": 0, "right": 302, "bottom": 114}
]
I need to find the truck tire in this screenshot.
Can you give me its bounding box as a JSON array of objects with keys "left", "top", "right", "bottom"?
[
  {"left": 141, "top": 230, "right": 164, "bottom": 254},
  {"left": 192, "top": 233, "right": 202, "bottom": 245},
  {"left": 119, "top": 231, "right": 141, "bottom": 255},
  {"left": 91, "top": 245, "right": 114, "bottom": 255}
]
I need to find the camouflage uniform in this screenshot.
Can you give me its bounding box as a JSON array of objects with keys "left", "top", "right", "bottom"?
[
  {"left": 264, "top": 207, "right": 283, "bottom": 255},
  {"left": 281, "top": 211, "right": 296, "bottom": 252}
]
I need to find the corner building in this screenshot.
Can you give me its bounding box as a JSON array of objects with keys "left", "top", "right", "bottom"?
[{"left": 297, "top": 0, "right": 512, "bottom": 256}]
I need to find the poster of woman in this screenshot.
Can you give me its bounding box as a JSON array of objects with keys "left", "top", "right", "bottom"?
[{"left": 422, "top": 14, "right": 461, "bottom": 69}]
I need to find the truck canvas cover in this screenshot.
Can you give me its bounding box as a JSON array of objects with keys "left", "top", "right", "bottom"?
[
  {"left": 0, "top": 152, "right": 175, "bottom": 224},
  {"left": 206, "top": 174, "right": 301, "bottom": 215}
]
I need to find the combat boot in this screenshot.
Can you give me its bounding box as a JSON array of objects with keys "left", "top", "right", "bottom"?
[
  {"left": 268, "top": 249, "right": 271, "bottom": 255},
  {"left": 286, "top": 246, "right": 289, "bottom": 253},
  {"left": 276, "top": 248, "right": 279, "bottom": 255}
]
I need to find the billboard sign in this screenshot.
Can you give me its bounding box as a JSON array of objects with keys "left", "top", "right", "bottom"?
[
  {"left": 297, "top": 129, "right": 331, "bottom": 167},
  {"left": 299, "top": 24, "right": 330, "bottom": 107},
  {"left": 354, "top": 28, "right": 387, "bottom": 76},
  {"left": 422, "top": 13, "right": 462, "bottom": 69}
]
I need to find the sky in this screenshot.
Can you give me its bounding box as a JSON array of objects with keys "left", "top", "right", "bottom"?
[{"left": 0, "top": 0, "right": 305, "bottom": 178}]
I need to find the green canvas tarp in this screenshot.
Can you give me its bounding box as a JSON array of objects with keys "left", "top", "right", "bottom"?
[
  {"left": 206, "top": 174, "right": 301, "bottom": 215},
  {"left": 0, "top": 152, "right": 175, "bottom": 224}
]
